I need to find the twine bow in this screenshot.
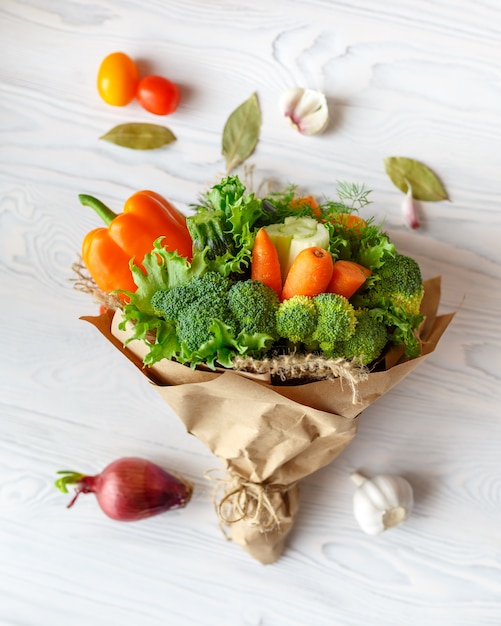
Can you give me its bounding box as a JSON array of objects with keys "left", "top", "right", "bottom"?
[{"left": 206, "top": 470, "right": 296, "bottom": 534}]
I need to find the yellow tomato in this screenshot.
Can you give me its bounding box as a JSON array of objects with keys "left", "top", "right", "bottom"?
[{"left": 97, "top": 52, "right": 139, "bottom": 106}]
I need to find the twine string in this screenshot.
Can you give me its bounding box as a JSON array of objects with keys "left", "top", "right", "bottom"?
[
  {"left": 232, "top": 353, "right": 368, "bottom": 403},
  {"left": 71, "top": 259, "right": 123, "bottom": 311},
  {"left": 206, "top": 470, "right": 296, "bottom": 534}
]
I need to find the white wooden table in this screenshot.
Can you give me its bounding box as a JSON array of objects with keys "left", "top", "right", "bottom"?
[{"left": 1, "top": 1, "right": 500, "bottom": 624}]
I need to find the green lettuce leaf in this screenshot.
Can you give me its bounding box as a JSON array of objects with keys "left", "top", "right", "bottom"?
[
  {"left": 190, "top": 175, "right": 264, "bottom": 276},
  {"left": 188, "top": 320, "right": 275, "bottom": 369}
]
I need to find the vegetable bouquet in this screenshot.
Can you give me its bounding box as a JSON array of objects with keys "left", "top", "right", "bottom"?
[{"left": 80, "top": 175, "right": 454, "bottom": 563}]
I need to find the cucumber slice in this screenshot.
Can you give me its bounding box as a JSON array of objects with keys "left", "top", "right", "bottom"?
[
  {"left": 283, "top": 216, "right": 319, "bottom": 234},
  {"left": 263, "top": 226, "right": 292, "bottom": 279}
]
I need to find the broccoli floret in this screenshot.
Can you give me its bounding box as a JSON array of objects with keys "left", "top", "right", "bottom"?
[
  {"left": 312, "top": 292, "right": 357, "bottom": 354},
  {"left": 227, "top": 279, "right": 280, "bottom": 339},
  {"left": 367, "top": 253, "right": 424, "bottom": 316},
  {"left": 189, "top": 271, "right": 233, "bottom": 304},
  {"left": 152, "top": 272, "right": 235, "bottom": 353},
  {"left": 360, "top": 253, "right": 425, "bottom": 358},
  {"left": 333, "top": 309, "right": 388, "bottom": 365},
  {"left": 152, "top": 272, "right": 233, "bottom": 319},
  {"left": 176, "top": 299, "right": 234, "bottom": 353},
  {"left": 276, "top": 295, "right": 318, "bottom": 345},
  {"left": 151, "top": 283, "right": 197, "bottom": 320}
]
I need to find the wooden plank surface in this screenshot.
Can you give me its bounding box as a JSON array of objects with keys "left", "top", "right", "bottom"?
[{"left": 1, "top": 1, "right": 500, "bottom": 624}]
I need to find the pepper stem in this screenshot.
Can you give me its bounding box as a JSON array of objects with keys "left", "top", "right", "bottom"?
[{"left": 79, "top": 194, "right": 117, "bottom": 226}]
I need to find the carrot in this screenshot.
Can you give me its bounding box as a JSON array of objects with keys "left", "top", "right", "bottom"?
[
  {"left": 291, "top": 195, "right": 321, "bottom": 218},
  {"left": 251, "top": 228, "right": 282, "bottom": 297},
  {"left": 327, "top": 213, "right": 366, "bottom": 231},
  {"left": 281, "top": 246, "right": 333, "bottom": 300},
  {"left": 327, "top": 260, "right": 372, "bottom": 299}
]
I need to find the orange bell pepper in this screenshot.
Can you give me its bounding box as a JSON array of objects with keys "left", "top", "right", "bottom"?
[{"left": 80, "top": 190, "right": 193, "bottom": 295}]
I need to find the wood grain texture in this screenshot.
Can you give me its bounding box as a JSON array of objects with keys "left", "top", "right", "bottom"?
[{"left": 1, "top": 1, "right": 500, "bottom": 624}]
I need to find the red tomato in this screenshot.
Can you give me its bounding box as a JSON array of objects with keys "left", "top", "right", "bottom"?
[
  {"left": 136, "top": 75, "right": 180, "bottom": 115},
  {"left": 97, "top": 52, "right": 139, "bottom": 106}
]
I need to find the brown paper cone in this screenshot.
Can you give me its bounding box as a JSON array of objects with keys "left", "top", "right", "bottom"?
[{"left": 82, "top": 276, "right": 454, "bottom": 564}]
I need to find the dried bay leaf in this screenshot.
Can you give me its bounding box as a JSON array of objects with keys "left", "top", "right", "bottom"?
[
  {"left": 384, "top": 157, "right": 448, "bottom": 202},
  {"left": 222, "top": 92, "right": 261, "bottom": 172},
  {"left": 100, "top": 123, "right": 176, "bottom": 150}
]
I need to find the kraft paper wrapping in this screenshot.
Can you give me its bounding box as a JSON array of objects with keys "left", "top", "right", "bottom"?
[{"left": 83, "top": 276, "right": 454, "bottom": 564}]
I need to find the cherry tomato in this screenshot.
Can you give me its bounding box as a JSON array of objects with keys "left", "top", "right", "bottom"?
[
  {"left": 136, "top": 75, "right": 180, "bottom": 115},
  {"left": 97, "top": 52, "right": 139, "bottom": 106}
]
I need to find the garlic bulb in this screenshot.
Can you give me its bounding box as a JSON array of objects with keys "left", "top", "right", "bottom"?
[
  {"left": 280, "top": 87, "right": 329, "bottom": 135},
  {"left": 351, "top": 471, "right": 414, "bottom": 535}
]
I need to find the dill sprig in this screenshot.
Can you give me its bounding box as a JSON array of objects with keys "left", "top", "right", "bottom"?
[{"left": 336, "top": 181, "right": 372, "bottom": 210}]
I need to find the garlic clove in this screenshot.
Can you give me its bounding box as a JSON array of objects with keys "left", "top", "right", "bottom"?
[
  {"left": 351, "top": 471, "right": 414, "bottom": 536},
  {"left": 280, "top": 87, "right": 329, "bottom": 135},
  {"left": 402, "top": 179, "right": 420, "bottom": 229}
]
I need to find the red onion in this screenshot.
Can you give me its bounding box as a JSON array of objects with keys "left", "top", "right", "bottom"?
[{"left": 55, "top": 457, "right": 192, "bottom": 521}]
